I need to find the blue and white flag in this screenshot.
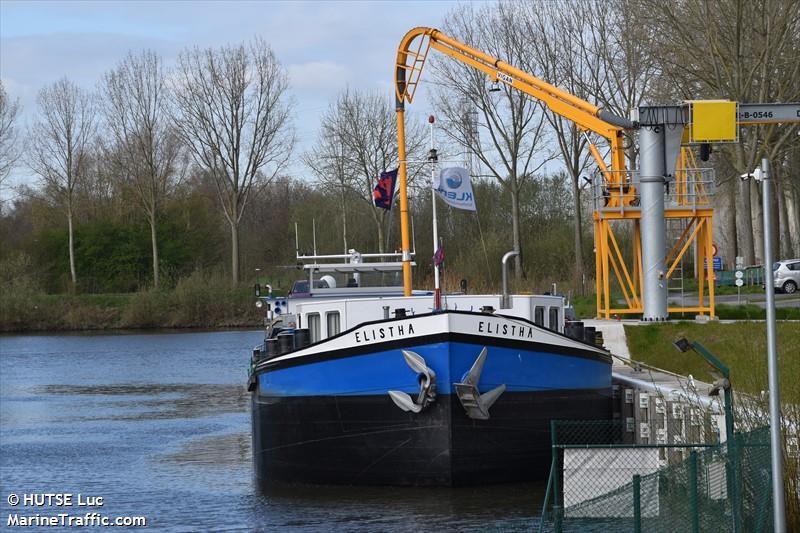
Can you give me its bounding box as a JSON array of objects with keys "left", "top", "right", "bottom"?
[{"left": 435, "top": 167, "right": 476, "bottom": 211}]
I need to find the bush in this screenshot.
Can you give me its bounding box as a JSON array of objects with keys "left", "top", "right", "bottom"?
[
  {"left": 0, "top": 253, "right": 49, "bottom": 330},
  {"left": 120, "top": 290, "right": 170, "bottom": 328},
  {"left": 172, "top": 269, "right": 231, "bottom": 326},
  {"left": 2, "top": 268, "right": 266, "bottom": 332}
]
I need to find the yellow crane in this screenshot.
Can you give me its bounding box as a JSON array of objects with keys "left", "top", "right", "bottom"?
[
  {"left": 393, "top": 27, "right": 633, "bottom": 294},
  {"left": 393, "top": 26, "right": 800, "bottom": 319}
]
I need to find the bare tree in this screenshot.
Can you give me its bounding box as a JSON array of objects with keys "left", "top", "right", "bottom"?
[
  {"left": 303, "top": 118, "right": 352, "bottom": 255},
  {"left": 431, "top": 2, "right": 551, "bottom": 281},
  {"left": 304, "top": 89, "right": 425, "bottom": 254},
  {"left": 103, "top": 50, "right": 184, "bottom": 288},
  {"left": 517, "top": 0, "right": 600, "bottom": 293},
  {"left": 28, "top": 78, "right": 96, "bottom": 289},
  {"left": 636, "top": 0, "right": 800, "bottom": 264},
  {"left": 579, "top": 0, "right": 660, "bottom": 167},
  {"left": 172, "top": 38, "right": 294, "bottom": 284},
  {"left": 0, "top": 80, "right": 21, "bottom": 190}
]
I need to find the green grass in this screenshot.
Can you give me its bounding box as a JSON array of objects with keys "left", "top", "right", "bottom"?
[
  {"left": 571, "top": 292, "right": 800, "bottom": 320},
  {"left": 624, "top": 322, "right": 800, "bottom": 402},
  {"left": 570, "top": 295, "right": 598, "bottom": 319},
  {"left": 711, "top": 284, "right": 766, "bottom": 295}
]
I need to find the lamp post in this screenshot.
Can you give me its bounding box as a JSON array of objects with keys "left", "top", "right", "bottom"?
[
  {"left": 674, "top": 338, "right": 739, "bottom": 532},
  {"left": 741, "top": 159, "right": 786, "bottom": 532},
  {"left": 758, "top": 158, "right": 787, "bottom": 533}
]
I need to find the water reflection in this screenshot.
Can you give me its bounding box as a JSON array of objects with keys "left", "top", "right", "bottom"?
[
  {"left": 36, "top": 383, "right": 248, "bottom": 421},
  {"left": 161, "top": 432, "right": 251, "bottom": 467}
]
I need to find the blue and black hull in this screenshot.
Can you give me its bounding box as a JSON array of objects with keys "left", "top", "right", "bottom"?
[{"left": 250, "top": 312, "right": 612, "bottom": 486}]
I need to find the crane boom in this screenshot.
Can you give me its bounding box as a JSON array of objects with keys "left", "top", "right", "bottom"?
[{"left": 393, "top": 26, "right": 635, "bottom": 295}]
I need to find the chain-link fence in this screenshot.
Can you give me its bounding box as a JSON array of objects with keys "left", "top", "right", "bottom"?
[{"left": 538, "top": 421, "right": 772, "bottom": 533}]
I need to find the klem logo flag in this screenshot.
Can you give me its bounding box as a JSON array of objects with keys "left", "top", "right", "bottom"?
[
  {"left": 435, "top": 167, "right": 476, "bottom": 211},
  {"left": 373, "top": 169, "right": 398, "bottom": 210}
]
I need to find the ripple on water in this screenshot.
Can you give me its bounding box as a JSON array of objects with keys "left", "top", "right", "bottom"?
[{"left": 1, "top": 331, "right": 553, "bottom": 532}]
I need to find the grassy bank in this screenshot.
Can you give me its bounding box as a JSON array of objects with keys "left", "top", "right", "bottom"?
[
  {"left": 626, "top": 321, "right": 800, "bottom": 527},
  {"left": 624, "top": 321, "right": 800, "bottom": 401},
  {"left": 0, "top": 270, "right": 261, "bottom": 332}
]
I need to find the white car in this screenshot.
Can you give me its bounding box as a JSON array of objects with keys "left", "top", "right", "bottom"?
[{"left": 773, "top": 259, "right": 800, "bottom": 294}]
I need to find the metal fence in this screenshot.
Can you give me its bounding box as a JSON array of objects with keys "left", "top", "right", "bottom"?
[{"left": 538, "top": 421, "right": 772, "bottom": 533}]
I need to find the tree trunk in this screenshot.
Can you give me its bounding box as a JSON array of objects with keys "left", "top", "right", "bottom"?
[
  {"left": 752, "top": 182, "right": 764, "bottom": 264},
  {"left": 722, "top": 177, "right": 738, "bottom": 268},
  {"left": 777, "top": 178, "right": 792, "bottom": 258},
  {"left": 340, "top": 187, "right": 348, "bottom": 255},
  {"left": 67, "top": 205, "right": 77, "bottom": 290},
  {"left": 230, "top": 222, "right": 240, "bottom": 285},
  {"left": 510, "top": 184, "right": 523, "bottom": 282},
  {"left": 787, "top": 185, "right": 800, "bottom": 257},
  {"left": 737, "top": 178, "right": 755, "bottom": 264},
  {"left": 376, "top": 221, "right": 385, "bottom": 255},
  {"left": 149, "top": 212, "right": 160, "bottom": 289},
  {"left": 570, "top": 172, "right": 584, "bottom": 294}
]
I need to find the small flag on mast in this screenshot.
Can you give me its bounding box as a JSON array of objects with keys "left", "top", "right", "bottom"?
[
  {"left": 433, "top": 245, "right": 445, "bottom": 268},
  {"left": 373, "top": 169, "right": 398, "bottom": 210}
]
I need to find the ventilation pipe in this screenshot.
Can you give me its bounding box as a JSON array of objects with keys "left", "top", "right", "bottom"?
[{"left": 501, "top": 250, "right": 519, "bottom": 309}]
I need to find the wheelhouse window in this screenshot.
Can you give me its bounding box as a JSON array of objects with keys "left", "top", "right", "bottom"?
[
  {"left": 307, "top": 313, "right": 321, "bottom": 343},
  {"left": 534, "top": 306, "right": 545, "bottom": 327},
  {"left": 548, "top": 307, "right": 560, "bottom": 331},
  {"left": 326, "top": 311, "right": 341, "bottom": 337}
]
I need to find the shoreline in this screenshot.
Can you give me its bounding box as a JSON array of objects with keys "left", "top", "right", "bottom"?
[
  {"left": 3, "top": 288, "right": 797, "bottom": 334},
  {"left": 0, "top": 324, "right": 263, "bottom": 336},
  {"left": 0, "top": 286, "right": 263, "bottom": 334}
]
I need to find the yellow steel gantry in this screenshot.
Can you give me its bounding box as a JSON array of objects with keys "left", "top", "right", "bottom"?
[{"left": 593, "top": 146, "right": 716, "bottom": 318}]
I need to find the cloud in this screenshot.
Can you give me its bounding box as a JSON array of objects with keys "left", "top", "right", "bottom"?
[
  {"left": 288, "top": 61, "right": 350, "bottom": 92},
  {"left": 0, "top": 0, "right": 462, "bottom": 184}
]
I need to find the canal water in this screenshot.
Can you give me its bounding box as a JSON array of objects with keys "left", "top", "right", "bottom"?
[{"left": 0, "top": 330, "right": 543, "bottom": 531}]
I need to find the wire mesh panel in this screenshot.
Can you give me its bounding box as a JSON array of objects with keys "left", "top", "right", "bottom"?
[{"left": 539, "top": 421, "right": 772, "bottom": 533}]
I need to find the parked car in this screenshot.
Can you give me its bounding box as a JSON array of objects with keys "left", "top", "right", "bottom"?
[{"left": 773, "top": 259, "right": 800, "bottom": 294}]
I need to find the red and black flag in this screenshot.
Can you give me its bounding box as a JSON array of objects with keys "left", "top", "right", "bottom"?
[{"left": 372, "top": 169, "right": 398, "bottom": 210}]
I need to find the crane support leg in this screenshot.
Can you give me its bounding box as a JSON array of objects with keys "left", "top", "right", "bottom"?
[
  {"left": 396, "top": 106, "right": 413, "bottom": 296},
  {"left": 639, "top": 125, "right": 668, "bottom": 320}
]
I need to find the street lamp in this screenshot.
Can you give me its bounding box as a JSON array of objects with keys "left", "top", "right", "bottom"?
[
  {"left": 673, "top": 338, "right": 733, "bottom": 431},
  {"left": 740, "top": 159, "right": 787, "bottom": 532},
  {"left": 674, "top": 337, "right": 740, "bottom": 533}
]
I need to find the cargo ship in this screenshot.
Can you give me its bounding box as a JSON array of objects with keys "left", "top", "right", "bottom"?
[{"left": 248, "top": 254, "right": 612, "bottom": 486}]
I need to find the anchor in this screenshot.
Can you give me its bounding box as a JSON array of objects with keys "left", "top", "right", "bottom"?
[
  {"left": 388, "top": 350, "right": 437, "bottom": 413},
  {"left": 453, "top": 347, "right": 506, "bottom": 420}
]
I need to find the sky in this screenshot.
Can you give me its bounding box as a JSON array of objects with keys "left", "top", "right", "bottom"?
[{"left": 0, "top": 0, "right": 466, "bottom": 190}]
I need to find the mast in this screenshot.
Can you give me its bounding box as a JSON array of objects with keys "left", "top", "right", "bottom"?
[{"left": 429, "top": 115, "right": 441, "bottom": 310}]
